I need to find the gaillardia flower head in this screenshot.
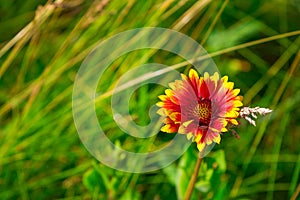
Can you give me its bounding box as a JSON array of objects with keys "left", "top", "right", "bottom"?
[{"left": 157, "top": 69, "right": 243, "bottom": 152}]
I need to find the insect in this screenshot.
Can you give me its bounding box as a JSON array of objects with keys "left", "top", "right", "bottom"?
[{"left": 231, "top": 129, "right": 240, "bottom": 140}]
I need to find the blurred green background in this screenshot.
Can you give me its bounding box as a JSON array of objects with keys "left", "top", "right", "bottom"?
[{"left": 0, "top": 0, "right": 299, "bottom": 199}]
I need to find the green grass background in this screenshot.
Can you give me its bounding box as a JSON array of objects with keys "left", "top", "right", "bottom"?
[{"left": 0, "top": 0, "right": 299, "bottom": 199}]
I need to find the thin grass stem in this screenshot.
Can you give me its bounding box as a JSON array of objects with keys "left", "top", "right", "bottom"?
[{"left": 184, "top": 155, "right": 203, "bottom": 200}]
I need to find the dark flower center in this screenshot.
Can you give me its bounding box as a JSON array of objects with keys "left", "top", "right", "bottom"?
[{"left": 192, "top": 98, "right": 212, "bottom": 126}]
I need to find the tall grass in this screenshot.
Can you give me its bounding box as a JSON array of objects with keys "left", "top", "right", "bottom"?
[{"left": 0, "top": 0, "right": 299, "bottom": 199}]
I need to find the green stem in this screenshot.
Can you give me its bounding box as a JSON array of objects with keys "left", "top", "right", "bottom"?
[{"left": 184, "top": 155, "right": 203, "bottom": 200}]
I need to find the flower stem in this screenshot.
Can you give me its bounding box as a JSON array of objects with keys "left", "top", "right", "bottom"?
[{"left": 184, "top": 155, "right": 203, "bottom": 200}]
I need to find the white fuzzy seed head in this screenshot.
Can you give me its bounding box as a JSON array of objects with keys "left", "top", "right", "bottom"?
[{"left": 239, "top": 106, "right": 272, "bottom": 126}]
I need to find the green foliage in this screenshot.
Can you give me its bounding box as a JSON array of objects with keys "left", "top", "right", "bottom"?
[
  {"left": 163, "top": 147, "right": 227, "bottom": 199},
  {"left": 1, "top": 0, "right": 299, "bottom": 199}
]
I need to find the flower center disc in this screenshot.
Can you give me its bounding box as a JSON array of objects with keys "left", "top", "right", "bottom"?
[{"left": 193, "top": 98, "right": 212, "bottom": 126}]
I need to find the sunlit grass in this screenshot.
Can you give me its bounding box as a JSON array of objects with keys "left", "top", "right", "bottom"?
[{"left": 0, "top": 0, "right": 299, "bottom": 199}]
